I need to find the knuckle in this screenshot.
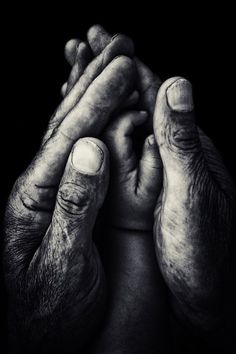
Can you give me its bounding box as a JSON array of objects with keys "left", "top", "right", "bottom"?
[
  {"left": 57, "top": 182, "right": 93, "bottom": 216},
  {"left": 19, "top": 189, "right": 39, "bottom": 212},
  {"left": 167, "top": 124, "right": 200, "bottom": 153}
]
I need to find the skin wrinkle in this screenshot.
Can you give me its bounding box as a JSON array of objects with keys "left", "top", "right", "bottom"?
[
  {"left": 4, "top": 40, "right": 136, "bottom": 352},
  {"left": 43, "top": 36, "right": 134, "bottom": 145},
  {"left": 151, "top": 76, "right": 236, "bottom": 334},
  {"left": 85, "top": 26, "right": 161, "bottom": 117},
  {"left": 4, "top": 25, "right": 236, "bottom": 353},
  {"left": 19, "top": 190, "right": 53, "bottom": 213},
  {"left": 157, "top": 167, "right": 232, "bottom": 326},
  {"left": 25, "top": 230, "right": 100, "bottom": 317},
  {"left": 56, "top": 183, "right": 92, "bottom": 217},
  {"left": 59, "top": 58, "right": 135, "bottom": 141}
]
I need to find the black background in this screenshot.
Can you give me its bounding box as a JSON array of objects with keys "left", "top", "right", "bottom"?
[{"left": 1, "top": 3, "right": 235, "bottom": 353}]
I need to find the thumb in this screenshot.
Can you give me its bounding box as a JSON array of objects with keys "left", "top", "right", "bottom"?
[
  {"left": 50, "top": 137, "right": 109, "bottom": 254},
  {"left": 137, "top": 134, "right": 162, "bottom": 199},
  {"left": 154, "top": 77, "right": 203, "bottom": 185}
]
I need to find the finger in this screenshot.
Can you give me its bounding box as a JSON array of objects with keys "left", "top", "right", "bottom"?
[
  {"left": 135, "top": 58, "right": 162, "bottom": 116},
  {"left": 103, "top": 110, "right": 148, "bottom": 174},
  {"left": 88, "top": 25, "right": 143, "bottom": 111},
  {"left": 153, "top": 77, "right": 202, "bottom": 185},
  {"left": 59, "top": 56, "right": 135, "bottom": 140},
  {"left": 4, "top": 141, "right": 109, "bottom": 300},
  {"left": 42, "top": 138, "right": 109, "bottom": 261},
  {"left": 43, "top": 34, "right": 135, "bottom": 144},
  {"left": 4, "top": 142, "right": 111, "bottom": 354},
  {"left": 61, "top": 82, "right": 68, "bottom": 97},
  {"left": 87, "top": 25, "right": 159, "bottom": 94},
  {"left": 137, "top": 134, "right": 162, "bottom": 198},
  {"left": 65, "top": 42, "right": 92, "bottom": 96},
  {"left": 87, "top": 24, "right": 161, "bottom": 120},
  {"left": 87, "top": 24, "right": 112, "bottom": 55},
  {"left": 64, "top": 39, "right": 81, "bottom": 65},
  {"left": 10, "top": 56, "right": 135, "bottom": 228}
]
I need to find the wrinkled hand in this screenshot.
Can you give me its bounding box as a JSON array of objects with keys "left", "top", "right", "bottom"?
[
  {"left": 3, "top": 40, "right": 135, "bottom": 353},
  {"left": 153, "top": 77, "right": 236, "bottom": 338},
  {"left": 63, "top": 25, "right": 162, "bottom": 129},
  {"left": 66, "top": 27, "right": 236, "bottom": 343},
  {"left": 63, "top": 25, "right": 163, "bottom": 232}
]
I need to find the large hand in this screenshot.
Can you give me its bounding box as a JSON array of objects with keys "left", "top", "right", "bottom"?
[
  {"left": 153, "top": 77, "right": 236, "bottom": 339},
  {"left": 3, "top": 47, "right": 135, "bottom": 353},
  {"left": 63, "top": 25, "right": 162, "bottom": 126},
  {"left": 62, "top": 27, "right": 236, "bottom": 350}
]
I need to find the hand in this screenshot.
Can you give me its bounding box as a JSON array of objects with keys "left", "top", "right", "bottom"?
[
  {"left": 153, "top": 77, "right": 236, "bottom": 337},
  {"left": 70, "top": 28, "right": 236, "bottom": 340},
  {"left": 103, "top": 110, "right": 162, "bottom": 231},
  {"left": 63, "top": 25, "right": 162, "bottom": 129},
  {"left": 63, "top": 28, "right": 171, "bottom": 353},
  {"left": 63, "top": 25, "right": 164, "bottom": 231},
  {"left": 3, "top": 42, "right": 135, "bottom": 353}
]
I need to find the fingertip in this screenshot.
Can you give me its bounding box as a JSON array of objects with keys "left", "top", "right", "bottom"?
[
  {"left": 154, "top": 77, "right": 201, "bottom": 165},
  {"left": 146, "top": 134, "right": 156, "bottom": 146},
  {"left": 143, "top": 134, "right": 159, "bottom": 156},
  {"left": 61, "top": 82, "right": 68, "bottom": 97},
  {"left": 138, "top": 134, "right": 162, "bottom": 197},
  {"left": 64, "top": 39, "right": 80, "bottom": 65},
  {"left": 155, "top": 76, "right": 182, "bottom": 104},
  {"left": 166, "top": 78, "right": 194, "bottom": 113},
  {"left": 83, "top": 137, "right": 109, "bottom": 161},
  {"left": 154, "top": 76, "right": 195, "bottom": 137},
  {"left": 87, "top": 24, "right": 111, "bottom": 54},
  {"left": 71, "top": 137, "right": 109, "bottom": 176},
  {"left": 156, "top": 76, "right": 194, "bottom": 112},
  {"left": 87, "top": 24, "right": 109, "bottom": 41},
  {"left": 87, "top": 24, "right": 104, "bottom": 39},
  {"left": 77, "top": 41, "right": 92, "bottom": 59}
]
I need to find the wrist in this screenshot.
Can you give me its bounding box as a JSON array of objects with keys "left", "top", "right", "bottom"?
[
  {"left": 106, "top": 224, "right": 153, "bottom": 236},
  {"left": 106, "top": 214, "right": 154, "bottom": 233}
]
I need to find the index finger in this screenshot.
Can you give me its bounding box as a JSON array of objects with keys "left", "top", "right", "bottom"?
[{"left": 87, "top": 25, "right": 162, "bottom": 117}]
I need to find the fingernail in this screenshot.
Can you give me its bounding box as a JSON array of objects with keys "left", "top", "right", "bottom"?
[
  {"left": 167, "top": 78, "right": 194, "bottom": 112},
  {"left": 148, "top": 134, "right": 155, "bottom": 145},
  {"left": 72, "top": 139, "right": 104, "bottom": 174},
  {"left": 77, "top": 42, "right": 86, "bottom": 53}
]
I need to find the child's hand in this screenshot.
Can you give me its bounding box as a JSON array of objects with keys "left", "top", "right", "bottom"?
[{"left": 104, "top": 111, "right": 162, "bottom": 231}]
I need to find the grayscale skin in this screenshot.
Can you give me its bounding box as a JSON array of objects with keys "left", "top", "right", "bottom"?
[
  {"left": 153, "top": 77, "right": 236, "bottom": 343},
  {"left": 63, "top": 31, "right": 172, "bottom": 354},
  {"left": 62, "top": 25, "right": 162, "bottom": 130},
  {"left": 3, "top": 37, "right": 136, "bottom": 354},
  {"left": 88, "top": 110, "right": 172, "bottom": 354},
  {"left": 66, "top": 25, "right": 236, "bottom": 351}
]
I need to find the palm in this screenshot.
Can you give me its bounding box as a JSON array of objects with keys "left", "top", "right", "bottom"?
[{"left": 154, "top": 129, "right": 236, "bottom": 330}]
